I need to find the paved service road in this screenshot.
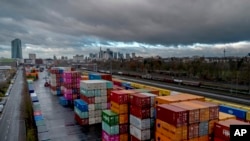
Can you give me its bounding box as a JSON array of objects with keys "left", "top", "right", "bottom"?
[{"left": 0, "top": 69, "right": 24, "bottom": 141}]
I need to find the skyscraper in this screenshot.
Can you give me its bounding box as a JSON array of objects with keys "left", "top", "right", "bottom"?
[{"left": 11, "top": 38, "right": 22, "bottom": 59}]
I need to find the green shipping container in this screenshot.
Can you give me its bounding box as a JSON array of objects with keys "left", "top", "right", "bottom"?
[{"left": 102, "top": 110, "right": 119, "bottom": 126}]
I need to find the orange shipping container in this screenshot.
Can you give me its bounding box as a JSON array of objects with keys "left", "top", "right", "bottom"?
[
  {"left": 182, "top": 101, "right": 210, "bottom": 122},
  {"left": 198, "top": 135, "right": 209, "bottom": 141},
  {"left": 111, "top": 101, "right": 128, "bottom": 114},
  {"left": 119, "top": 114, "right": 128, "bottom": 124},
  {"left": 156, "top": 119, "right": 187, "bottom": 140},
  {"left": 155, "top": 96, "right": 180, "bottom": 106},
  {"left": 208, "top": 119, "right": 218, "bottom": 134},
  {"left": 119, "top": 134, "right": 128, "bottom": 141},
  {"left": 219, "top": 112, "right": 236, "bottom": 121},
  {"left": 155, "top": 132, "right": 173, "bottom": 141}
]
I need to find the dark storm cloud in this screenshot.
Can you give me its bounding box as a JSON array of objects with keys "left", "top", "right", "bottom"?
[{"left": 0, "top": 0, "right": 250, "bottom": 58}]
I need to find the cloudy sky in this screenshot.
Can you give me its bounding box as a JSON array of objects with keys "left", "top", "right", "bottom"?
[{"left": 0, "top": 0, "right": 250, "bottom": 58}]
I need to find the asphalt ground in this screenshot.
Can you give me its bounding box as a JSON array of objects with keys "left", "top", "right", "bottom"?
[{"left": 34, "top": 71, "right": 102, "bottom": 141}]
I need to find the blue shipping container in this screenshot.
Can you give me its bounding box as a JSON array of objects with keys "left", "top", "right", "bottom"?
[
  {"left": 34, "top": 115, "right": 44, "bottom": 121},
  {"left": 59, "top": 96, "right": 68, "bottom": 106},
  {"left": 219, "top": 105, "right": 247, "bottom": 120},
  {"left": 74, "top": 99, "right": 88, "bottom": 112}
]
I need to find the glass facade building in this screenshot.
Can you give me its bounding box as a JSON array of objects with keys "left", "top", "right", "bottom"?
[{"left": 11, "top": 38, "right": 22, "bottom": 59}]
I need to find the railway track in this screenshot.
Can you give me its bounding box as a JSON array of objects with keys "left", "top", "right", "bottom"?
[{"left": 114, "top": 75, "right": 250, "bottom": 106}]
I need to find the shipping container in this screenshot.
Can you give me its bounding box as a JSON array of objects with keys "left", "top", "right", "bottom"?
[
  {"left": 219, "top": 112, "right": 236, "bottom": 121},
  {"left": 198, "top": 121, "right": 209, "bottom": 136},
  {"left": 140, "top": 92, "right": 157, "bottom": 107},
  {"left": 110, "top": 90, "right": 129, "bottom": 104},
  {"left": 187, "top": 123, "right": 199, "bottom": 140},
  {"left": 181, "top": 101, "right": 209, "bottom": 122},
  {"left": 130, "top": 114, "right": 151, "bottom": 130},
  {"left": 119, "top": 124, "right": 129, "bottom": 134},
  {"left": 191, "top": 100, "right": 219, "bottom": 120},
  {"left": 74, "top": 99, "right": 88, "bottom": 112},
  {"left": 102, "top": 110, "right": 119, "bottom": 126},
  {"left": 119, "top": 133, "right": 128, "bottom": 141},
  {"left": 102, "top": 121, "right": 119, "bottom": 135},
  {"left": 208, "top": 119, "right": 218, "bottom": 134},
  {"left": 170, "top": 102, "right": 200, "bottom": 124},
  {"left": 102, "top": 130, "right": 119, "bottom": 141},
  {"left": 155, "top": 132, "right": 172, "bottom": 141},
  {"left": 214, "top": 119, "right": 250, "bottom": 141},
  {"left": 219, "top": 105, "right": 247, "bottom": 120},
  {"left": 155, "top": 119, "right": 187, "bottom": 140},
  {"left": 130, "top": 105, "right": 150, "bottom": 119},
  {"left": 129, "top": 93, "right": 151, "bottom": 108},
  {"left": 156, "top": 104, "right": 188, "bottom": 127},
  {"left": 130, "top": 125, "right": 151, "bottom": 140},
  {"left": 119, "top": 114, "right": 128, "bottom": 124},
  {"left": 110, "top": 101, "right": 128, "bottom": 114}
]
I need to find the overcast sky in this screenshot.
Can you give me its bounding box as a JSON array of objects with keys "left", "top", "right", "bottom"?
[{"left": 0, "top": 0, "right": 250, "bottom": 58}]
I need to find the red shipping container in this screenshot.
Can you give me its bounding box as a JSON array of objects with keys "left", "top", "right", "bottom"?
[
  {"left": 156, "top": 104, "right": 188, "bottom": 127},
  {"left": 187, "top": 123, "right": 199, "bottom": 139},
  {"left": 101, "top": 74, "right": 112, "bottom": 81},
  {"left": 130, "top": 135, "right": 140, "bottom": 141},
  {"left": 119, "top": 124, "right": 129, "bottom": 134},
  {"left": 213, "top": 137, "right": 225, "bottom": 141},
  {"left": 80, "top": 94, "right": 95, "bottom": 104},
  {"left": 214, "top": 119, "right": 250, "bottom": 141},
  {"left": 129, "top": 93, "right": 151, "bottom": 108},
  {"left": 170, "top": 102, "right": 200, "bottom": 124},
  {"left": 130, "top": 105, "right": 150, "bottom": 119},
  {"left": 74, "top": 113, "right": 88, "bottom": 125},
  {"left": 110, "top": 90, "right": 129, "bottom": 104}
]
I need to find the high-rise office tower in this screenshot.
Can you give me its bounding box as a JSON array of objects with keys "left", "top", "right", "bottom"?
[{"left": 11, "top": 38, "right": 22, "bottom": 59}]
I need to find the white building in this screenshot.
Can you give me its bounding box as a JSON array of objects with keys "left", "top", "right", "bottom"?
[{"left": 73, "top": 54, "right": 84, "bottom": 62}]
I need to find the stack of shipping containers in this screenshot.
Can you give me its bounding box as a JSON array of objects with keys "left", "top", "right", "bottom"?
[
  {"left": 49, "top": 67, "right": 71, "bottom": 95},
  {"left": 102, "top": 110, "right": 119, "bottom": 140},
  {"left": 110, "top": 90, "right": 130, "bottom": 141},
  {"left": 61, "top": 71, "right": 81, "bottom": 106},
  {"left": 129, "top": 93, "right": 151, "bottom": 141}
]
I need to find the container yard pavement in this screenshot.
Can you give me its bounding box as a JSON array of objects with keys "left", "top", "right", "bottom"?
[{"left": 35, "top": 71, "right": 102, "bottom": 141}]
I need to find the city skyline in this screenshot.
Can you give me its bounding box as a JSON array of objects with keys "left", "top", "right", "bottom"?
[{"left": 0, "top": 1, "right": 250, "bottom": 58}]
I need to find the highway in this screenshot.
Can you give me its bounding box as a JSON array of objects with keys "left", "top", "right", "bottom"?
[
  {"left": 0, "top": 69, "right": 25, "bottom": 141},
  {"left": 114, "top": 75, "right": 250, "bottom": 106}
]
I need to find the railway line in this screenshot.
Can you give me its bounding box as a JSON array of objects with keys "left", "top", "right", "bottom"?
[{"left": 113, "top": 75, "right": 250, "bottom": 106}]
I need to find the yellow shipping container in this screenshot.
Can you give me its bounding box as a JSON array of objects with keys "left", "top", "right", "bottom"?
[
  {"left": 110, "top": 101, "right": 128, "bottom": 114},
  {"left": 159, "top": 89, "right": 171, "bottom": 96},
  {"left": 156, "top": 119, "right": 187, "bottom": 140},
  {"left": 247, "top": 111, "right": 250, "bottom": 121},
  {"left": 224, "top": 102, "right": 243, "bottom": 109},
  {"left": 219, "top": 112, "right": 236, "bottom": 121}
]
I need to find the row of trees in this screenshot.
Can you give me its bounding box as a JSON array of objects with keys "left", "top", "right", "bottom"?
[{"left": 96, "top": 57, "right": 250, "bottom": 85}]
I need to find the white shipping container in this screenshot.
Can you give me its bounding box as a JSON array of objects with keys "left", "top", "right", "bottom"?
[
  {"left": 88, "top": 104, "right": 95, "bottom": 111},
  {"left": 89, "top": 118, "right": 95, "bottom": 125},
  {"left": 94, "top": 110, "right": 102, "bottom": 117},
  {"left": 89, "top": 111, "right": 95, "bottom": 118},
  {"left": 101, "top": 89, "right": 107, "bottom": 96},
  {"left": 130, "top": 125, "right": 151, "bottom": 140},
  {"left": 95, "top": 96, "right": 101, "bottom": 103},
  {"left": 101, "top": 96, "right": 107, "bottom": 103},
  {"left": 101, "top": 103, "right": 108, "bottom": 110},
  {"left": 130, "top": 115, "right": 151, "bottom": 130},
  {"left": 95, "top": 117, "right": 102, "bottom": 123}
]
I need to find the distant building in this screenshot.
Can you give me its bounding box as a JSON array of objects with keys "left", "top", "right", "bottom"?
[
  {"left": 118, "top": 52, "right": 124, "bottom": 59},
  {"left": 61, "top": 56, "right": 68, "bottom": 60},
  {"left": 29, "top": 53, "right": 36, "bottom": 60},
  {"left": 99, "top": 48, "right": 113, "bottom": 60},
  {"left": 113, "top": 52, "right": 118, "bottom": 59},
  {"left": 73, "top": 54, "right": 84, "bottom": 62},
  {"left": 126, "top": 53, "right": 130, "bottom": 60},
  {"left": 132, "top": 53, "right": 136, "bottom": 58},
  {"left": 11, "top": 39, "right": 22, "bottom": 59}
]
